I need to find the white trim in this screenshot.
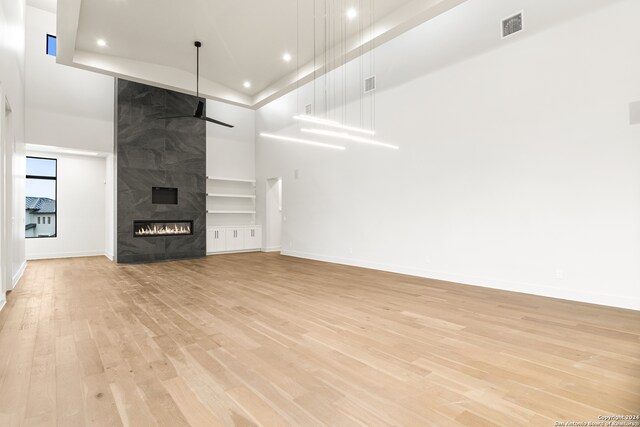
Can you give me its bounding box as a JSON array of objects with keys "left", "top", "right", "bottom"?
[
  {"left": 281, "top": 250, "right": 640, "bottom": 311},
  {"left": 104, "top": 251, "right": 114, "bottom": 261},
  {"left": 207, "top": 210, "right": 256, "bottom": 214},
  {"left": 0, "top": 299, "right": 5, "bottom": 313},
  {"left": 207, "top": 193, "right": 256, "bottom": 199},
  {"left": 12, "top": 261, "right": 26, "bottom": 289},
  {"left": 207, "top": 176, "right": 256, "bottom": 183},
  {"left": 207, "top": 225, "right": 262, "bottom": 230},
  {"left": 207, "top": 249, "right": 261, "bottom": 256},
  {"left": 262, "top": 246, "right": 281, "bottom": 253},
  {"left": 27, "top": 251, "right": 107, "bottom": 261}
]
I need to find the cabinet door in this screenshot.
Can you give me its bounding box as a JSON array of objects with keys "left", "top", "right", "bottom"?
[
  {"left": 243, "top": 227, "right": 261, "bottom": 249},
  {"left": 225, "top": 228, "right": 243, "bottom": 251},
  {"left": 206, "top": 229, "right": 215, "bottom": 252},
  {"left": 211, "top": 228, "right": 226, "bottom": 252}
]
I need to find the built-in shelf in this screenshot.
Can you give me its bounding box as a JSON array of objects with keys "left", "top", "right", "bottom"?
[
  {"left": 207, "top": 176, "right": 257, "bottom": 226},
  {"left": 206, "top": 176, "right": 256, "bottom": 183},
  {"left": 207, "top": 210, "right": 256, "bottom": 214},
  {"left": 207, "top": 193, "right": 256, "bottom": 199}
]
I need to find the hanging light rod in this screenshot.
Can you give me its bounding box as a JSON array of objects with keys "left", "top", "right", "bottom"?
[
  {"left": 293, "top": 115, "right": 375, "bottom": 136},
  {"left": 300, "top": 128, "right": 399, "bottom": 150},
  {"left": 260, "top": 133, "right": 346, "bottom": 151}
]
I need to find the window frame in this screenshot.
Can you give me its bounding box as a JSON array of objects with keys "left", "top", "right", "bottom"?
[
  {"left": 46, "top": 34, "right": 57, "bottom": 57},
  {"left": 26, "top": 156, "right": 58, "bottom": 239}
]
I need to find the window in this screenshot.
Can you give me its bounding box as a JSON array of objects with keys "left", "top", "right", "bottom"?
[
  {"left": 26, "top": 157, "right": 57, "bottom": 238},
  {"left": 46, "top": 34, "right": 56, "bottom": 56}
]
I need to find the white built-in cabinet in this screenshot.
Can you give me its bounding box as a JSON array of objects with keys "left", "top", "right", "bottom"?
[
  {"left": 206, "top": 226, "right": 261, "bottom": 254},
  {"left": 206, "top": 176, "right": 261, "bottom": 254},
  {"left": 206, "top": 228, "right": 226, "bottom": 252}
]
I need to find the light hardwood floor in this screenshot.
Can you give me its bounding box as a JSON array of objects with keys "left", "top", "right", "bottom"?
[{"left": 0, "top": 253, "right": 638, "bottom": 426}]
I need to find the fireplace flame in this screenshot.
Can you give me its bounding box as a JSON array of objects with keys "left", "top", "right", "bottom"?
[{"left": 135, "top": 223, "right": 191, "bottom": 236}]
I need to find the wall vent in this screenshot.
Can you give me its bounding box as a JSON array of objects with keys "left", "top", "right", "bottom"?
[
  {"left": 364, "top": 76, "right": 376, "bottom": 93},
  {"left": 305, "top": 104, "right": 312, "bottom": 115},
  {"left": 502, "top": 12, "right": 523, "bottom": 38}
]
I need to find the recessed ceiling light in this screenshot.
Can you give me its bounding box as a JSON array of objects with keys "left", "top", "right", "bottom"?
[
  {"left": 283, "top": 52, "right": 292, "bottom": 62},
  {"left": 346, "top": 8, "right": 357, "bottom": 20},
  {"left": 243, "top": 81, "right": 251, "bottom": 88},
  {"left": 96, "top": 39, "right": 107, "bottom": 47}
]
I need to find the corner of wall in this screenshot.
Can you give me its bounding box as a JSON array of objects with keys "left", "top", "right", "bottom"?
[{"left": 12, "top": 260, "right": 26, "bottom": 289}]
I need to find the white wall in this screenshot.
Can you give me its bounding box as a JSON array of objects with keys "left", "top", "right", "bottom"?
[
  {"left": 206, "top": 99, "right": 256, "bottom": 227},
  {"left": 26, "top": 151, "right": 107, "bottom": 259},
  {"left": 256, "top": 0, "right": 640, "bottom": 310},
  {"left": 0, "top": 0, "right": 27, "bottom": 303},
  {"left": 22, "top": 5, "right": 115, "bottom": 261},
  {"left": 206, "top": 99, "right": 255, "bottom": 179},
  {"left": 25, "top": 6, "right": 114, "bottom": 153},
  {"left": 104, "top": 154, "right": 114, "bottom": 259}
]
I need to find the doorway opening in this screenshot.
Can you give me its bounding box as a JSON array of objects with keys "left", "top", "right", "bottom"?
[{"left": 265, "top": 177, "right": 282, "bottom": 252}]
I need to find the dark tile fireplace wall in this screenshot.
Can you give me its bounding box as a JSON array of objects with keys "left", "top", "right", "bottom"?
[{"left": 116, "top": 79, "right": 206, "bottom": 263}]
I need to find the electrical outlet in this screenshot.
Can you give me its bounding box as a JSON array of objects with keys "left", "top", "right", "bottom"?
[
  {"left": 348, "top": 248, "right": 353, "bottom": 254},
  {"left": 289, "top": 241, "right": 293, "bottom": 248},
  {"left": 424, "top": 255, "right": 431, "bottom": 263},
  {"left": 555, "top": 268, "right": 564, "bottom": 280},
  {"left": 294, "top": 169, "right": 299, "bottom": 180}
]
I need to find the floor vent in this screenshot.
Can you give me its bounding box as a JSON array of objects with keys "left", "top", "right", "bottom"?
[
  {"left": 502, "top": 12, "right": 523, "bottom": 38},
  {"left": 364, "top": 76, "right": 376, "bottom": 93},
  {"left": 305, "top": 104, "right": 312, "bottom": 115}
]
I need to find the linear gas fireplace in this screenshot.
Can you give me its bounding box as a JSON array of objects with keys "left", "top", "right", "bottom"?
[{"left": 133, "top": 220, "right": 193, "bottom": 237}]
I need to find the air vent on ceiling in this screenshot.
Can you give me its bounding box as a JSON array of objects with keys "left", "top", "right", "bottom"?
[
  {"left": 364, "top": 76, "right": 376, "bottom": 93},
  {"left": 305, "top": 104, "right": 312, "bottom": 115},
  {"left": 502, "top": 12, "right": 523, "bottom": 39}
]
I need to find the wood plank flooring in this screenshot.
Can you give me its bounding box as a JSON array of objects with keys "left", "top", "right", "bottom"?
[{"left": 0, "top": 253, "right": 638, "bottom": 426}]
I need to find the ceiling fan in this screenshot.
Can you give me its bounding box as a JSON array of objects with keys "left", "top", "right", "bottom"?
[{"left": 157, "top": 41, "right": 234, "bottom": 128}]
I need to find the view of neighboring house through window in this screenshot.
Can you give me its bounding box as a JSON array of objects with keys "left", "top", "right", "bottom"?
[{"left": 26, "top": 157, "right": 57, "bottom": 238}]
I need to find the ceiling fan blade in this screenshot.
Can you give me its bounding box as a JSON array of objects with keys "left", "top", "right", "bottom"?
[
  {"left": 156, "top": 115, "right": 194, "bottom": 120},
  {"left": 202, "top": 116, "right": 235, "bottom": 128},
  {"left": 194, "top": 100, "right": 205, "bottom": 117}
]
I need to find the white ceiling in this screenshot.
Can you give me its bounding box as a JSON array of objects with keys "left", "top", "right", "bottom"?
[{"left": 56, "top": 0, "right": 466, "bottom": 108}]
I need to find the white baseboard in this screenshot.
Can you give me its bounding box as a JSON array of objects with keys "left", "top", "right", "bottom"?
[
  {"left": 281, "top": 250, "right": 640, "bottom": 311},
  {"left": 0, "top": 299, "right": 5, "bottom": 313},
  {"left": 27, "top": 251, "right": 107, "bottom": 261},
  {"left": 262, "top": 246, "right": 281, "bottom": 253},
  {"left": 104, "top": 251, "right": 114, "bottom": 261},
  {"left": 12, "top": 260, "right": 26, "bottom": 289}
]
